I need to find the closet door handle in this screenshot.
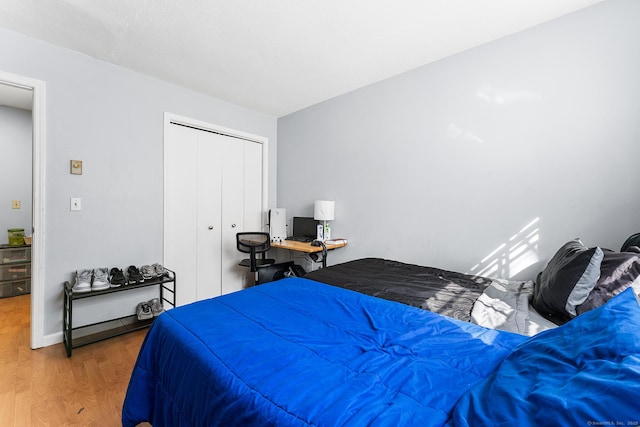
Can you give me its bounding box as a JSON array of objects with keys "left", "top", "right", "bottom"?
[
  {"left": 208, "top": 225, "right": 214, "bottom": 230},
  {"left": 231, "top": 224, "right": 237, "bottom": 228}
]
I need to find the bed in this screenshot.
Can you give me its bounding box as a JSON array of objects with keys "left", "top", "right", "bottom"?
[
  {"left": 123, "top": 240, "right": 640, "bottom": 426},
  {"left": 303, "top": 257, "right": 557, "bottom": 335},
  {"left": 302, "top": 257, "right": 492, "bottom": 322}
]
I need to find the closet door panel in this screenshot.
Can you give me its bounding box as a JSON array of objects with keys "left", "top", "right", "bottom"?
[
  {"left": 220, "top": 137, "right": 245, "bottom": 295},
  {"left": 165, "top": 124, "right": 199, "bottom": 307},
  {"left": 196, "top": 133, "right": 223, "bottom": 300},
  {"left": 243, "top": 141, "right": 263, "bottom": 232}
]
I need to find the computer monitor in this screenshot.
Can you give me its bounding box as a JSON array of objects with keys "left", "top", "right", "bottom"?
[{"left": 292, "top": 217, "right": 319, "bottom": 241}]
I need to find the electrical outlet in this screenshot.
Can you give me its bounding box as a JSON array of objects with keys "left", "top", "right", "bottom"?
[{"left": 11, "top": 200, "right": 21, "bottom": 209}]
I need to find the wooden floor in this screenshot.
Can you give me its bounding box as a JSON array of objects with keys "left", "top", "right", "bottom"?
[{"left": 0, "top": 294, "right": 148, "bottom": 426}]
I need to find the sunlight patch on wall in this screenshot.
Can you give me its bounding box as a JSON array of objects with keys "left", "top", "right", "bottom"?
[
  {"left": 476, "top": 86, "right": 542, "bottom": 106},
  {"left": 447, "top": 123, "right": 483, "bottom": 144},
  {"left": 470, "top": 217, "right": 540, "bottom": 279}
]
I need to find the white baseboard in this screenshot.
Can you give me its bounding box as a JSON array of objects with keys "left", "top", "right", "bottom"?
[{"left": 41, "top": 331, "right": 63, "bottom": 348}]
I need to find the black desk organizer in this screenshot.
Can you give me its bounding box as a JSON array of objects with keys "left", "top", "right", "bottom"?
[{"left": 63, "top": 269, "right": 175, "bottom": 357}]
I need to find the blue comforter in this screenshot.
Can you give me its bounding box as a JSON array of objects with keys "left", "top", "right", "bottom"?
[
  {"left": 123, "top": 278, "right": 640, "bottom": 426},
  {"left": 122, "top": 278, "right": 525, "bottom": 426}
]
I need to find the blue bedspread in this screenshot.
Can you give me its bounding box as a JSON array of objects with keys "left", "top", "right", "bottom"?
[
  {"left": 122, "top": 277, "right": 526, "bottom": 426},
  {"left": 449, "top": 287, "right": 640, "bottom": 426},
  {"left": 123, "top": 278, "right": 640, "bottom": 426}
]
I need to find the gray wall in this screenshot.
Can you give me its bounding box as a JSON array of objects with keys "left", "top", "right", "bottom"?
[
  {"left": 0, "top": 27, "right": 278, "bottom": 340},
  {"left": 277, "top": 0, "right": 640, "bottom": 280},
  {"left": 0, "top": 106, "right": 32, "bottom": 243}
]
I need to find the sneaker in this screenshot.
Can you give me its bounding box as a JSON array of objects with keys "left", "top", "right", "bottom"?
[
  {"left": 109, "top": 267, "right": 126, "bottom": 287},
  {"left": 92, "top": 268, "right": 110, "bottom": 291},
  {"left": 152, "top": 263, "right": 172, "bottom": 279},
  {"left": 148, "top": 298, "right": 164, "bottom": 317},
  {"left": 140, "top": 265, "right": 155, "bottom": 280},
  {"left": 136, "top": 302, "right": 153, "bottom": 321},
  {"left": 72, "top": 269, "right": 92, "bottom": 293},
  {"left": 127, "top": 265, "right": 144, "bottom": 285}
]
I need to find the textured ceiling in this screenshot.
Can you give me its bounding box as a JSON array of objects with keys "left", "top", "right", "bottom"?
[{"left": 0, "top": 0, "right": 605, "bottom": 116}]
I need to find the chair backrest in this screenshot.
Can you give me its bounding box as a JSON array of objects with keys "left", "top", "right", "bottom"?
[
  {"left": 236, "top": 232, "right": 271, "bottom": 271},
  {"left": 621, "top": 233, "right": 640, "bottom": 252}
]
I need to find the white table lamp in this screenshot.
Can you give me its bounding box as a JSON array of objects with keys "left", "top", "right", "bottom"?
[{"left": 314, "top": 200, "right": 335, "bottom": 241}]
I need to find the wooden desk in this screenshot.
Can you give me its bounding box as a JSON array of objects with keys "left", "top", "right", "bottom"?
[{"left": 270, "top": 240, "right": 347, "bottom": 253}]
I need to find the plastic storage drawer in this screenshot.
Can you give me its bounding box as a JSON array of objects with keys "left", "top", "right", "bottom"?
[
  {"left": 0, "top": 279, "right": 30, "bottom": 297},
  {"left": 0, "top": 246, "right": 31, "bottom": 264},
  {"left": 13, "top": 279, "right": 31, "bottom": 295},
  {"left": 0, "top": 263, "right": 31, "bottom": 281},
  {"left": 0, "top": 282, "right": 12, "bottom": 297}
]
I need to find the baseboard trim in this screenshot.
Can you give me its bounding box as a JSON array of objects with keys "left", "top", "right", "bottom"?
[{"left": 42, "top": 331, "right": 63, "bottom": 348}]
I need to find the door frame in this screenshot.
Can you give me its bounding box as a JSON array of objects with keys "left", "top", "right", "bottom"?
[
  {"left": 162, "top": 112, "right": 269, "bottom": 281},
  {"left": 0, "top": 70, "right": 46, "bottom": 349}
]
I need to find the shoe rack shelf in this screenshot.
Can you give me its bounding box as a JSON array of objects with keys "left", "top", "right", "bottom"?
[{"left": 63, "top": 270, "right": 176, "bottom": 357}]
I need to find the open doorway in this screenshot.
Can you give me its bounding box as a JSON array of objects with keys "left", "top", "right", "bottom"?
[
  {"left": 0, "top": 71, "right": 45, "bottom": 349},
  {"left": 0, "top": 86, "right": 32, "bottom": 306}
]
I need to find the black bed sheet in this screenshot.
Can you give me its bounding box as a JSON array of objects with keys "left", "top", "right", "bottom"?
[{"left": 303, "top": 258, "right": 492, "bottom": 321}]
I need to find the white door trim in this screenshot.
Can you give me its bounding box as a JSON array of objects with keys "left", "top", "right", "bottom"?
[
  {"left": 162, "top": 112, "right": 269, "bottom": 262},
  {"left": 0, "top": 70, "right": 47, "bottom": 349}
]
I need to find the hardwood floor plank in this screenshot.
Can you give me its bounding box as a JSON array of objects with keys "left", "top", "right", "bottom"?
[
  {"left": 0, "top": 390, "right": 16, "bottom": 426},
  {"left": 0, "top": 294, "right": 147, "bottom": 426}
]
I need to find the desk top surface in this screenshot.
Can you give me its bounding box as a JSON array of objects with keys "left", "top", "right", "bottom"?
[{"left": 270, "top": 240, "right": 347, "bottom": 253}]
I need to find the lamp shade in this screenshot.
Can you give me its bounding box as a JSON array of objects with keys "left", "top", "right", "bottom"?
[{"left": 314, "top": 200, "right": 335, "bottom": 221}]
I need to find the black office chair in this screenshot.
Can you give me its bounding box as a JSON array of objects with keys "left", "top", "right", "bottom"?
[
  {"left": 236, "top": 232, "right": 276, "bottom": 285},
  {"left": 621, "top": 233, "right": 640, "bottom": 252}
]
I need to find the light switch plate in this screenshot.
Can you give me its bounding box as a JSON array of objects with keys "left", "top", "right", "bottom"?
[
  {"left": 70, "top": 160, "right": 83, "bottom": 175},
  {"left": 70, "top": 197, "right": 82, "bottom": 211}
]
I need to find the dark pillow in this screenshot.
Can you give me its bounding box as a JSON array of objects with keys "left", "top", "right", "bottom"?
[
  {"left": 576, "top": 249, "right": 640, "bottom": 315},
  {"left": 531, "top": 239, "right": 603, "bottom": 324}
]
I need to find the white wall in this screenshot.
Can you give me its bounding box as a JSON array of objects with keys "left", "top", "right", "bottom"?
[
  {"left": 0, "top": 27, "right": 278, "bottom": 340},
  {"left": 277, "top": 0, "right": 640, "bottom": 280},
  {"left": 0, "top": 106, "right": 32, "bottom": 243}
]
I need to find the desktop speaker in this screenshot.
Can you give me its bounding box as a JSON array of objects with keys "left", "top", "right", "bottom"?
[{"left": 269, "top": 208, "right": 287, "bottom": 242}]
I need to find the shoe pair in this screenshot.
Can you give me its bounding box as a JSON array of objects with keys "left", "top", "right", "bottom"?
[
  {"left": 136, "top": 298, "right": 163, "bottom": 321},
  {"left": 140, "top": 265, "right": 155, "bottom": 280},
  {"left": 140, "top": 263, "right": 171, "bottom": 280},
  {"left": 109, "top": 268, "right": 126, "bottom": 288},
  {"left": 72, "top": 268, "right": 109, "bottom": 293},
  {"left": 108, "top": 266, "right": 145, "bottom": 286},
  {"left": 127, "top": 265, "right": 144, "bottom": 285}
]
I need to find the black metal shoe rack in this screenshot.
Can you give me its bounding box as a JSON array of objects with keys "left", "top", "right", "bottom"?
[{"left": 63, "top": 269, "right": 175, "bottom": 357}]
